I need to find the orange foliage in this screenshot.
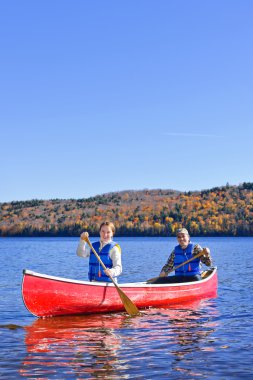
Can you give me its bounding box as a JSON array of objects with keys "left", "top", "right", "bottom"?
[{"left": 0, "top": 184, "right": 252, "bottom": 236}]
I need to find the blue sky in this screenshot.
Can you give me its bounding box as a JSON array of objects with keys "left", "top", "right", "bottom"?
[{"left": 1, "top": 1, "right": 252, "bottom": 202}]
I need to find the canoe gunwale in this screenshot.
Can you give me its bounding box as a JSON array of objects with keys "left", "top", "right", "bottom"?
[{"left": 23, "top": 267, "right": 217, "bottom": 288}]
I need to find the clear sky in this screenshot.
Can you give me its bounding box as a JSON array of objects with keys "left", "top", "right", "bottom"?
[{"left": 1, "top": 1, "right": 253, "bottom": 202}]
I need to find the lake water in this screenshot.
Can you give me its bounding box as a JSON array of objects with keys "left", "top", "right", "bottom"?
[{"left": 0, "top": 237, "right": 252, "bottom": 379}]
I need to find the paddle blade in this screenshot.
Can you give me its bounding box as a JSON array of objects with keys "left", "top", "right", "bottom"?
[{"left": 117, "top": 287, "right": 140, "bottom": 316}]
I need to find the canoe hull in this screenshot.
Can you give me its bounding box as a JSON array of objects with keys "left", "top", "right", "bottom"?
[{"left": 22, "top": 268, "right": 218, "bottom": 317}]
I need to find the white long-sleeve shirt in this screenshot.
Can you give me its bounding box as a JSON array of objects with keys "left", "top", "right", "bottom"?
[{"left": 76, "top": 239, "right": 122, "bottom": 278}]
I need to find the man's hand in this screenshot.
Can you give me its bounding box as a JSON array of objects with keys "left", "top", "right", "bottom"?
[{"left": 202, "top": 247, "right": 210, "bottom": 258}]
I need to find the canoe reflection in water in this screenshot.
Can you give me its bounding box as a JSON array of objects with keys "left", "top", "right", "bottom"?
[
  {"left": 20, "top": 299, "right": 219, "bottom": 378},
  {"left": 20, "top": 313, "right": 125, "bottom": 379}
]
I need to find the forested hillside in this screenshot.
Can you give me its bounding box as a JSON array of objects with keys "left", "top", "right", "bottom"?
[{"left": 0, "top": 183, "right": 252, "bottom": 237}]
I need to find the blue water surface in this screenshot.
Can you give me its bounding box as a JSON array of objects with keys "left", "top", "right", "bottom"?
[{"left": 0, "top": 237, "right": 252, "bottom": 379}]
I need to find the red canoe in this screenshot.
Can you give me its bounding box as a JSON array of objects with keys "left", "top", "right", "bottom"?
[{"left": 22, "top": 267, "right": 218, "bottom": 317}]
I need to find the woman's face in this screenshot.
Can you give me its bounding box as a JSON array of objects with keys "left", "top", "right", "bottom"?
[
  {"left": 100, "top": 225, "right": 113, "bottom": 243},
  {"left": 177, "top": 233, "right": 190, "bottom": 249}
]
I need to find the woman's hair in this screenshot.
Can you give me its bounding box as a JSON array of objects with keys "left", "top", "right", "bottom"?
[{"left": 99, "top": 221, "right": 115, "bottom": 234}]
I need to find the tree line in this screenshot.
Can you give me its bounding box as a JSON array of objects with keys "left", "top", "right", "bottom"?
[{"left": 0, "top": 183, "right": 252, "bottom": 237}]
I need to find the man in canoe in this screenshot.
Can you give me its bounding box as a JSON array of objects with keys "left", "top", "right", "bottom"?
[
  {"left": 155, "top": 228, "right": 212, "bottom": 283},
  {"left": 76, "top": 221, "right": 122, "bottom": 283}
]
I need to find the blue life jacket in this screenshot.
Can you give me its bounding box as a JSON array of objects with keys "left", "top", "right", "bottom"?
[
  {"left": 174, "top": 243, "right": 201, "bottom": 276},
  {"left": 88, "top": 241, "right": 118, "bottom": 282}
]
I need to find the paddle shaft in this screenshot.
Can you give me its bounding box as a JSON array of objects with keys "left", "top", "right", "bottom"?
[
  {"left": 167, "top": 249, "right": 205, "bottom": 275},
  {"left": 83, "top": 236, "right": 140, "bottom": 316},
  {"left": 84, "top": 237, "right": 118, "bottom": 286},
  {"left": 147, "top": 249, "right": 206, "bottom": 283}
]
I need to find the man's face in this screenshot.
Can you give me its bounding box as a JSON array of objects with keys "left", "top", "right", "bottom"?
[{"left": 177, "top": 233, "right": 190, "bottom": 249}]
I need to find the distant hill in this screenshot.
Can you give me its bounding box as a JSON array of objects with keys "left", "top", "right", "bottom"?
[{"left": 0, "top": 183, "right": 252, "bottom": 237}]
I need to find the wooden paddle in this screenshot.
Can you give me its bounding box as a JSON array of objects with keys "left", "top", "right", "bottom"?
[
  {"left": 83, "top": 235, "right": 140, "bottom": 317},
  {"left": 146, "top": 248, "right": 208, "bottom": 283}
]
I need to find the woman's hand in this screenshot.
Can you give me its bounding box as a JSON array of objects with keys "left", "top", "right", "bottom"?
[
  {"left": 104, "top": 268, "right": 112, "bottom": 277},
  {"left": 80, "top": 231, "right": 89, "bottom": 241}
]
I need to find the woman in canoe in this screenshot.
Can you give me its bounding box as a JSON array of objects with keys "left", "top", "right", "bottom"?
[
  {"left": 76, "top": 221, "right": 122, "bottom": 283},
  {"left": 156, "top": 228, "right": 212, "bottom": 283}
]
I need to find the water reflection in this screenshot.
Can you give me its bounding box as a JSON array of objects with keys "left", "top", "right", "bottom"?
[
  {"left": 127, "top": 300, "right": 219, "bottom": 378},
  {"left": 20, "top": 299, "right": 219, "bottom": 379},
  {"left": 21, "top": 314, "right": 127, "bottom": 379}
]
